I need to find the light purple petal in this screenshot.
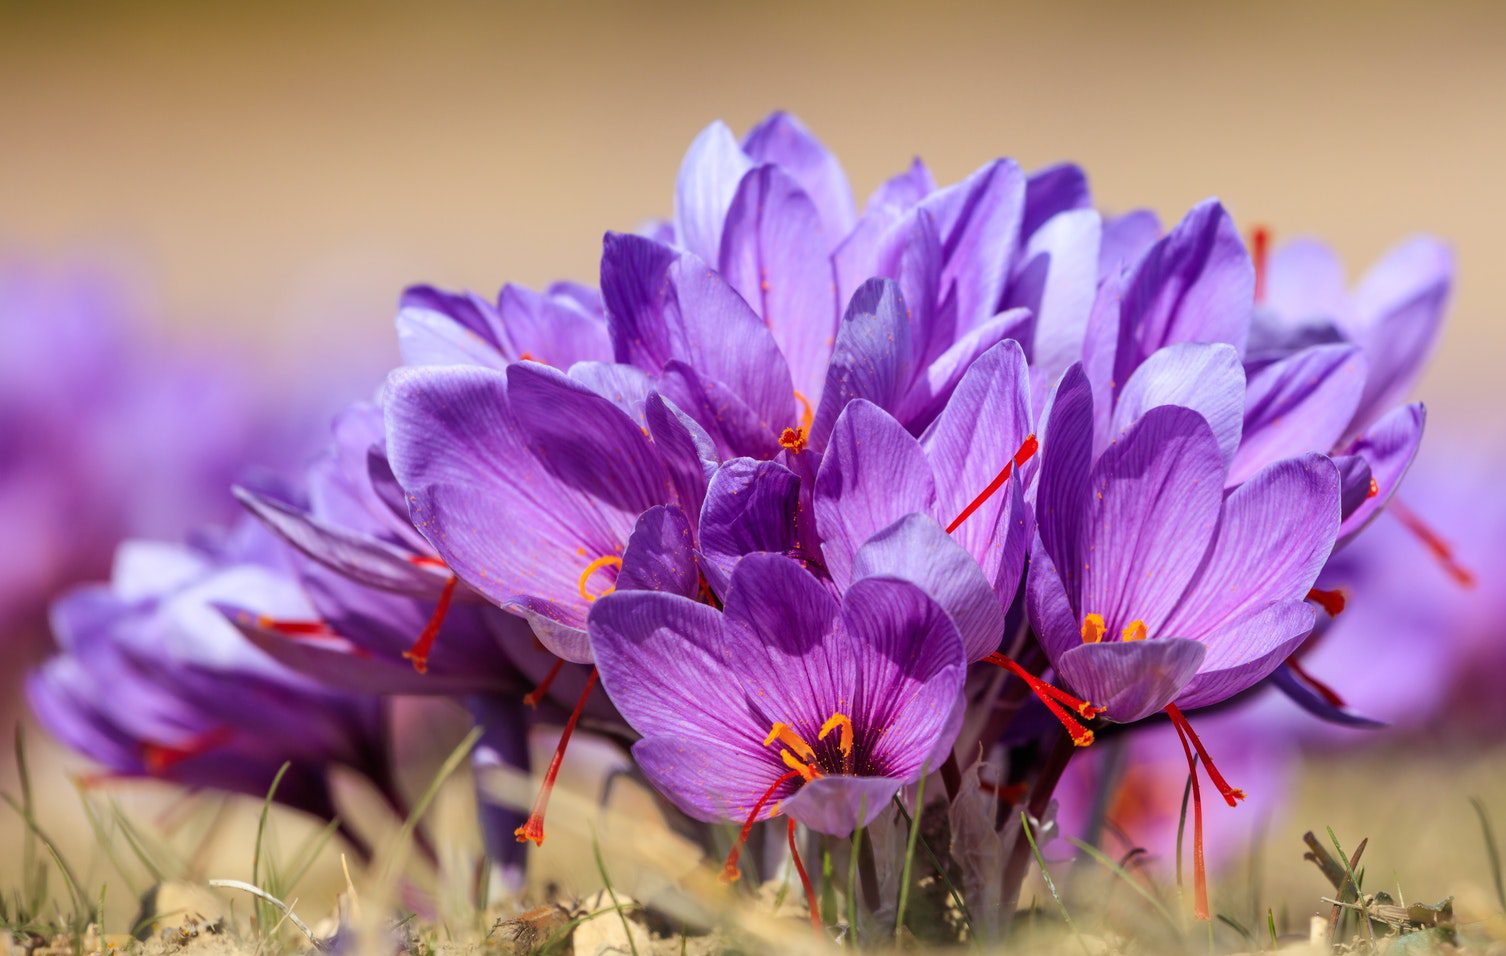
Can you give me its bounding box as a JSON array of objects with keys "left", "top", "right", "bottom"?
[
  {"left": 809, "top": 278, "right": 914, "bottom": 448},
  {"left": 834, "top": 158, "right": 935, "bottom": 309},
  {"left": 1054, "top": 639, "right": 1207, "bottom": 724},
  {"left": 617, "top": 505, "right": 699, "bottom": 598},
  {"left": 1097, "top": 209, "right": 1161, "bottom": 278},
  {"left": 894, "top": 307, "right": 1031, "bottom": 430},
  {"left": 697, "top": 458, "right": 800, "bottom": 596},
  {"left": 633, "top": 735, "right": 794, "bottom": 825},
  {"left": 1022, "top": 163, "right": 1091, "bottom": 239},
  {"left": 1175, "top": 600, "right": 1316, "bottom": 709},
  {"left": 814, "top": 400, "right": 935, "bottom": 588},
  {"left": 719, "top": 164, "right": 839, "bottom": 403},
  {"left": 1109, "top": 343, "right": 1244, "bottom": 469},
  {"left": 673, "top": 120, "right": 754, "bottom": 265},
  {"left": 496, "top": 284, "right": 613, "bottom": 369},
  {"left": 1264, "top": 238, "right": 1347, "bottom": 325},
  {"left": 1228, "top": 344, "right": 1367, "bottom": 486},
  {"left": 915, "top": 158, "right": 1027, "bottom": 334},
  {"left": 741, "top": 111, "right": 856, "bottom": 247},
  {"left": 645, "top": 393, "right": 717, "bottom": 520},
  {"left": 395, "top": 305, "right": 508, "bottom": 369},
  {"left": 1026, "top": 542, "right": 1082, "bottom": 663},
  {"left": 1033, "top": 364, "right": 1095, "bottom": 603},
  {"left": 1009, "top": 208, "right": 1102, "bottom": 385},
  {"left": 564, "top": 361, "right": 655, "bottom": 423},
  {"left": 784, "top": 775, "right": 902, "bottom": 836},
  {"left": 1336, "top": 402, "right": 1426, "bottom": 544}
]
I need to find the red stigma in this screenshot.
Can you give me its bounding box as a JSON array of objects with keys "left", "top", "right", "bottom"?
[
  {"left": 523, "top": 658, "right": 567, "bottom": 709},
  {"left": 720, "top": 768, "right": 801, "bottom": 882},
  {"left": 408, "top": 554, "right": 448, "bottom": 569},
  {"left": 142, "top": 726, "right": 235, "bottom": 775},
  {"left": 978, "top": 779, "right": 1029, "bottom": 803},
  {"left": 1286, "top": 656, "right": 1348, "bottom": 709},
  {"left": 1367, "top": 477, "right": 1379, "bottom": 499},
  {"left": 514, "top": 667, "right": 598, "bottom": 846},
  {"left": 946, "top": 434, "right": 1038, "bottom": 534},
  {"left": 787, "top": 818, "right": 822, "bottom": 933},
  {"left": 983, "top": 652, "right": 1100, "bottom": 746},
  {"left": 1165, "top": 705, "right": 1243, "bottom": 808},
  {"left": 1306, "top": 587, "right": 1347, "bottom": 618},
  {"left": 403, "top": 574, "right": 459, "bottom": 674},
  {"left": 1388, "top": 499, "right": 1477, "bottom": 588},
  {"left": 1168, "top": 713, "right": 1210, "bottom": 921},
  {"left": 255, "top": 616, "right": 334, "bottom": 637},
  {"left": 1251, "top": 225, "right": 1270, "bottom": 304}
]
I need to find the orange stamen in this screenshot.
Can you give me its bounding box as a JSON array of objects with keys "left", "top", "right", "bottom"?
[
  {"left": 763, "top": 722, "right": 817, "bottom": 762},
  {"left": 577, "top": 554, "right": 623, "bottom": 602},
  {"left": 945, "top": 434, "right": 1039, "bottom": 534},
  {"left": 794, "top": 390, "right": 814, "bottom": 434},
  {"left": 780, "top": 748, "right": 823, "bottom": 781},
  {"left": 141, "top": 727, "right": 234, "bottom": 775},
  {"left": 1080, "top": 613, "right": 1105, "bottom": 644},
  {"left": 787, "top": 818, "right": 822, "bottom": 932},
  {"left": 1250, "top": 225, "right": 1270, "bottom": 305},
  {"left": 1169, "top": 712, "right": 1209, "bottom": 920},
  {"left": 522, "top": 658, "right": 567, "bottom": 709},
  {"left": 403, "top": 574, "right": 459, "bottom": 674},
  {"left": 819, "top": 712, "right": 854, "bottom": 774},
  {"left": 720, "top": 768, "right": 801, "bottom": 882},
  {"left": 1306, "top": 587, "right": 1346, "bottom": 618},
  {"left": 983, "top": 652, "right": 1100, "bottom": 745},
  {"left": 514, "top": 667, "right": 598, "bottom": 846},
  {"left": 1165, "top": 704, "right": 1243, "bottom": 807},
  {"left": 779, "top": 427, "right": 808, "bottom": 453},
  {"left": 1122, "top": 619, "right": 1147, "bottom": 642},
  {"left": 1388, "top": 499, "right": 1477, "bottom": 588}
]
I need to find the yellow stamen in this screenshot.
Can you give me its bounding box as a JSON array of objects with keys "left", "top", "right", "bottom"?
[
  {"left": 1081, "top": 613, "right": 1106, "bottom": 644},
  {"left": 779, "top": 426, "right": 808, "bottom": 453},
  {"left": 780, "top": 749, "right": 821, "bottom": 781},
  {"left": 818, "top": 713, "right": 854, "bottom": 756},
  {"left": 1122, "top": 619, "right": 1147, "bottom": 642},
  {"left": 577, "top": 554, "right": 623, "bottom": 602},
  {"left": 763, "top": 722, "right": 816, "bottom": 762},
  {"left": 793, "top": 390, "right": 814, "bottom": 434}
]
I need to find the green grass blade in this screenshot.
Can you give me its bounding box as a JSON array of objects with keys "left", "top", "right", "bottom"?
[
  {"left": 1065, "top": 836, "right": 1178, "bottom": 929},
  {"left": 75, "top": 793, "right": 142, "bottom": 899},
  {"left": 893, "top": 769, "right": 927, "bottom": 941},
  {"left": 1470, "top": 797, "right": 1506, "bottom": 912},
  {"left": 1267, "top": 908, "right": 1277, "bottom": 949},
  {"left": 281, "top": 816, "right": 343, "bottom": 900},
  {"left": 891, "top": 794, "right": 973, "bottom": 935},
  {"left": 1175, "top": 763, "right": 1194, "bottom": 904},
  {"left": 846, "top": 804, "right": 865, "bottom": 947},
  {"left": 1021, "top": 811, "right": 1089, "bottom": 954},
  {"left": 252, "top": 761, "right": 291, "bottom": 932},
  {"left": 2, "top": 793, "right": 90, "bottom": 923},
  {"left": 381, "top": 726, "right": 482, "bottom": 881},
  {"left": 591, "top": 830, "right": 639, "bottom": 956},
  {"left": 15, "top": 726, "right": 40, "bottom": 913}
]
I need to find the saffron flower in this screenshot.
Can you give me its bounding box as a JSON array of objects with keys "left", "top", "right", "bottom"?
[{"left": 589, "top": 553, "right": 965, "bottom": 847}]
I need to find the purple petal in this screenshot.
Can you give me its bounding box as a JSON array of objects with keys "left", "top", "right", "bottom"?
[
  {"left": 1033, "top": 364, "right": 1095, "bottom": 603},
  {"left": 834, "top": 159, "right": 936, "bottom": 309},
  {"left": 1335, "top": 454, "right": 1374, "bottom": 522},
  {"left": 894, "top": 308, "right": 1031, "bottom": 430},
  {"left": 915, "top": 159, "right": 1027, "bottom": 334},
  {"left": 645, "top": 392, "right": 717, "bottom": 520},
  {"left": 495, "top": 283, "right": 613, "bottom": 369},
  {"left": 697, "top": 458, "right": 801, "bottom": 596},
  {"left": 617, "top": 505, "right": 700, "bottom": 598},
  {"left": 719, "top": 164, "right": 840, "bottom": 402},
  {"left": 396, "top": 304, "right": 508, "bottom": 369},
  {"left": 1335, "top": 402, "right": 1425, "bottom": 544},
  {"left": 1269, "top": 665, "right": 1387, "bottom": 729},
  {"left": 1264, "top": 238, "right": 1347, "bottom": 326},
  {"left": 814, "top": 400, "right": 935, "bottom": 588},
  {"left": 851, "top": 514, "right": 1005, "bottom": 663},
  {"left": 784, "top": 775, "right": 903, "bottom": 836},
  {"left": 1009, "top": 208, "right": 1102, "bottom": 385},
  {"left": 1228, "top": 344, "right": 1367, "bottom": 486},
  {"left": 741, "top": 111, "right": 857, "bottom": 247},
  {"left": 1022, "top": 163, "right": 1091, "bottom": 239},
  {"left": 1026, "top": 542, "right": 1082, "bottom": 663},
  {"left": 1081, "top": 406, "right": 1224, "bottom": 638},
  {"left": 809, "top": 279, "right": 914, "bottom": 448},
  {"left": 633, "top": 734, "right": 794, "bottom": 824},
  {"left": 1109, "top": 343, "right": 1245, "bottom": 469},
  {"left": 673, "top": 120, "right": 754, "bottom": 265},
  {"left": 1174, "top": 600, "right": 1316, "bottom": 709},
  {"left": 565, "top": 361, "right": 655, "bottom": 423},
  {"left": 1054, "top": 639, "right": 1207, "bottom": 723},
  {"left": 1097, "top": 210, "right": 1161, "bottom": 278},
  {"left": 658, "top": 360, "right": 782, "bottom": 461},
  {"left": 1113, "top": 199, "right": 1252, "bottom": 388}
]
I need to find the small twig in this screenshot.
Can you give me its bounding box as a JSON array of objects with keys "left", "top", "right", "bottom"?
[{"left": 208, "top": 879, "right": 324, "bottom": 949}]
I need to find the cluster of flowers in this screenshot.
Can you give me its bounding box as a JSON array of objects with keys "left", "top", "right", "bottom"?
[{"left": 28, "top": 112, "right": 1461, "bottom": 925}]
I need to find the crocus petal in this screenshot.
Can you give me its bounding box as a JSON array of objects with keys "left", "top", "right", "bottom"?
[
  {"left": 1337, "top": 402, "right": 1426, "bottom": 544},
  {"left": 632, "top": 734, "right": 794, "bottom": 825},
  {"left": 1264, "top": 238, "right": 1347, "bottom": 326},
  {"left": 697, "top": 458, "right": 800, "bottom": 596},
  {"left": 601, "top": 232, "right": 795, "bottom": 439},
  {"left": 1335, "top": 454, "right": 1375, "bottom": 523},
  {"left": 1098, "top": 209, "right": 1161, "bottom": 278},
  {"left": 617, "top": 505, "right": 699, "bottom": 598},
  {"left": 645, "top": 393, "right": 717, "bottom": 520},
  {"left": 512, "top": 601, "right": 593, "bottom": 664},
  {"left": 1054, "top": 639, "right": 1206, "bottom": 724},
  {"left": 919, "top": 339, "right": 1033, "bottom": 592},
  {"left": 1113, "top": 199, "right": 1252, "bottom": 388},
  {"left": 1228, "top": 344, "right": 1367, "bottom": 486},
  {"left": 1165, "top": 454, "right": 1339, "bottom": 634},
  {"left": 851, "top": 514, "right": 1005, "bottom": 663},
  {"left": 814, "top": 400, "right": 936, "bottom": 589},
  {"left": 1269, "top": 665, "right": 1387, "bottom": 729},
  {"left": 396, "top": 305, "right": 508, "bottom": 370},
  {"left": 894, "top": 308, "right": 1032, "bottom": 431},
  {"left": 719, "top": 164, "right": 839, "bottom": 402},
  {"left": 741, "top": 111, "right": 857, "bottom": 248},
  {"left": 565, "top": 361, "right": 655, "bottom": 424},
  {"left": 658, "top": 360, "right": 782, "bottom": 461},
  {"left": 1108, "top": 342, "right": 1245, "bottom": 469},
  {"left": 834, "top": 159, "right": 936, "bottom": 309},
  {"left": 1026, "top": 543, "right": 1083, "bottom": 663},
  {"left": 840, "top": 576, "right": 967, "bottom": 778},
  {"left": 1009, "top": 209, "right": 1102, "bottom": 385},
  {"left": 720, "top": 553, "right": 849, "bottom": 735},
  {"left": 1174, "top": 600, "right": 1316, "bottom": 709},
  {"left": 809, "top": 279, "right": 914, "bottom": 449},
  {"left": 1344, "top": 237, "right": 1453, "bottom": 431},
  {"left": 590, "top": 590, "right": 759, "bottom": 741},
  {"left": 915, "top": 158, "right": 1027, "bottom": 335},
  {"left": 1022, "top": 163, "right": 1091, "bottom": 239},
  {"left": 1081, "top": 406, "right": 1224, "bottom": 637},
  {"left": 673, "top": 120, "right": 754, "bottom": 265},
  {"left": 1033, "top": 364, "right": 1095, "bottom": 603},
  {"left": 496, "top": 284, "right": 612, "bottom": 369},
  {"left": 784, "top": 775, "right": 903, "bottom": 836}
]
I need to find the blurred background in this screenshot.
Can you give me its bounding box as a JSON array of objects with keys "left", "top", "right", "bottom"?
[{"left": 2, "top": 0, "right": 1505, "bottom": 939}]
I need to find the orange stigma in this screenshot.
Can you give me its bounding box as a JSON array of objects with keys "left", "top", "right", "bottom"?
[
  {"left": 514, "top": 667, "right": 598, "bottom": 846},
  {"left": 720, "top": 768, "right": 800, "bottom": 882},
  {"left": 577, "top": 554, "right": 623, "bottom": 602},
  {"left": 1388, "top": 499, "right": 1477, "bottom": 588},
  {"left": 946, "top": 434, "right": 1039, "bottom": 534},
  {"left": 983, "top": 652, "right": 1100, "bottom": 746},
  {"left": 141, "top": 727, "right": 234, "bottom": 775},
  {"left": 523, "top": 658, "right": 567, "bottom": 709},
  {"left": 787, "top": 818, "right": 822, "bottom": 932},
  {"left": 1251, "top": 225, "right": 1270, "bottom": 305},
  {"left": 403, "top": 573, "right": 459, "bottom": 674},
  {"left": 1306, "top": 587, "right": 1347, "bottom": 617},
  {"left": 1080, "top": 613, "right": 1105, "bottom": 644}
]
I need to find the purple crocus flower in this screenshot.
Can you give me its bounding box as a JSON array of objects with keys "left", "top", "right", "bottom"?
[
  {"left": 28, "top": 519, "right": 391, "bottom": 832},
  {"left": 588, "top": 552, "right": 965, "bottom": 871}
]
